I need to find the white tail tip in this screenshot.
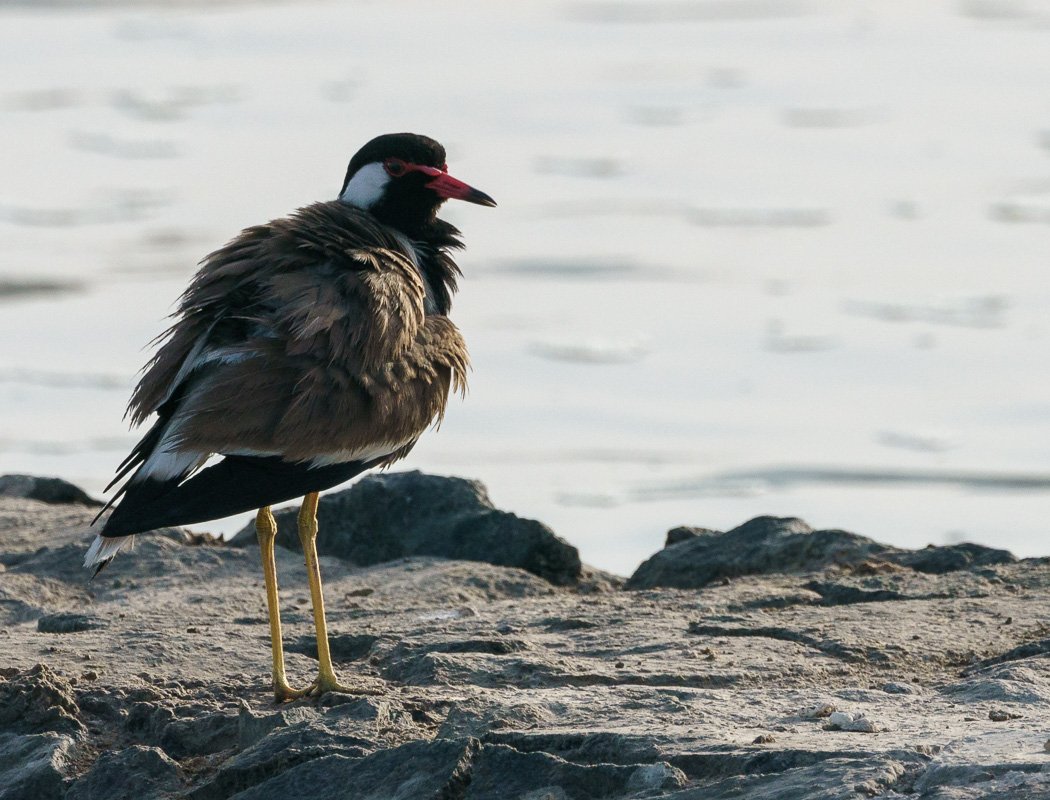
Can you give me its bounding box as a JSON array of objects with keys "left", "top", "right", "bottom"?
[{"left": 84, "top": 534, "right": 130, "bottom": 569}]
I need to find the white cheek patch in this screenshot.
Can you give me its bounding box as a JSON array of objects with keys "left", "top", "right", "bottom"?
[{"left": 339, "top": 162, "right": 390, "bottom": 209}]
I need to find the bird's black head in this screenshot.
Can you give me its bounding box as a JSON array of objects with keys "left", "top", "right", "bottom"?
[{"left": 338, "top": 133, "right": 495, "bottom": 235}]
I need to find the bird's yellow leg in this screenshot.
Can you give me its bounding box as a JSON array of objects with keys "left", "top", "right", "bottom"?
[
  {"left": 297, "top": 492, "right": 380, "bottom": 697},
  {"left": 256, "top": 507, "right": 308, "bottom": 703}
]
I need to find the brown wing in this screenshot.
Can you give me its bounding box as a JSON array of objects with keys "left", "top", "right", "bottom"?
[
  {"left": 172, "top": 314, "right": 468, "bottom": 464},
  {"left": 126, "top": 202, "right": 423, "bottom": 426},
  {"left": 123, "top": 201, "right": 467, "bottom": 469}
]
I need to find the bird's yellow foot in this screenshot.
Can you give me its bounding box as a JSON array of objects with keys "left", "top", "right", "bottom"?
[
  {"left": 272, "top": 679, "right": 310, "bottom": 704},
  {"left": 303, "top": 673, "right": 383, "bottom": 698},
  {"left": 273, "top": 673, "right": 381, "bottom": 703}
]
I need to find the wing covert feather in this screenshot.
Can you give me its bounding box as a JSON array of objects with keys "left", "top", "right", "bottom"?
[{"left": 123, "top": 201, "right": 467, "bottom": 466}]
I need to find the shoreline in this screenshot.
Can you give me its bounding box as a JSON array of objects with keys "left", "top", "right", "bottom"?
[{"left": 2, "top": 473, "right": 1050, "bottom": 799}]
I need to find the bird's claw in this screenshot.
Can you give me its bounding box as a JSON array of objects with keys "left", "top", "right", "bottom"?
[{"left": 273, "top": 675, "right": 381, "bottom": 703}]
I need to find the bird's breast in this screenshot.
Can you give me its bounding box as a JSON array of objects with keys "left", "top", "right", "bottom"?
[{"left": 387, "top": 229, "right": 438, "bottom": 315}]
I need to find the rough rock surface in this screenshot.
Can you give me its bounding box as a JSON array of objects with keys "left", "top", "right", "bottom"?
[
  {"left": 0, "top": 474, "right": 101, "bottom": 508},
  {"left": 2, "top": 482, "right": 1050, "bottom": 799},
  {"left": 229, "top": 471, "right": 584, "bottom": 586},
  {"left": 627, "top": 515, "right": 1017, "bottom": 590}
]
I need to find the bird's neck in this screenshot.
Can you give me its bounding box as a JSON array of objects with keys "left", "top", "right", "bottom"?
[{"left": 391, "top": 219, "right": 464, "bottom": 317}]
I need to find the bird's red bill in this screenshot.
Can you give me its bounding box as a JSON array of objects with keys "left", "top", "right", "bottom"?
[{"left": 427, "top": 172, "right": 497, "bottom": 207}]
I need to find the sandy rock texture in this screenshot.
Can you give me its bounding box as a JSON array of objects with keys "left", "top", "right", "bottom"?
[{"left": 2, "top": 474, "right": 1050, "bottom": 799}]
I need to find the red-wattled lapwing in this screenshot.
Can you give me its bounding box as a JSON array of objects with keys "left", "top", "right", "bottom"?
[{"left": 85, "top": 133, "right": 495, "bottom": 701}]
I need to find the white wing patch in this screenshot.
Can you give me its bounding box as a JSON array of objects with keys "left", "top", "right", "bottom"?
[
  {"left": 135, "top": 416, "right": 206, "bottom": 482},
  {"left": 137, "top": 447, "right": 207, "bottom": 482}
]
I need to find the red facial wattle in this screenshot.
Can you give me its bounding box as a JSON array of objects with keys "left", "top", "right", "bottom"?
[{"left": 383, "top": 159, "right": 496, "bottom": 207}]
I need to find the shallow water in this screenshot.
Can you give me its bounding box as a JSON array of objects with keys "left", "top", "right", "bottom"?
[{"left": 2, "top": 1, "right": 1049, "bottom": 575}]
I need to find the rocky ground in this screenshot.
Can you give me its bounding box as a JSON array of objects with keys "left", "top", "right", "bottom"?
[{"left": 2, "top": 472, "right": 1050, "bottom": 799}]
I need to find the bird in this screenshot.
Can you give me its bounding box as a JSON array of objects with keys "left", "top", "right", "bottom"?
[{"left": 84, "top": 132, "right": 495, "bottom": 702}]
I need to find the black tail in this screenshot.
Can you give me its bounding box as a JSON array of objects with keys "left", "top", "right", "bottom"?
[{"left": 99, "top": 455, "right": 371, "bottom": 538}]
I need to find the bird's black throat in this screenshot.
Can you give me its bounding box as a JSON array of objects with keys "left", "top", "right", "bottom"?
[{"left": 399, "top": 218, "right": 464, "bottom": 316}]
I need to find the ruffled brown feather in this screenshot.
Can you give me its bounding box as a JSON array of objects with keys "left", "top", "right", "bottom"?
[{"left": 124, "top": 201, "right": 469, "bottom": 466}]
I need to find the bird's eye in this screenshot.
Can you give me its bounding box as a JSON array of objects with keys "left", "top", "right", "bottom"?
[{"left": 384, "top": 159, "right": 407, "bottom": 177}]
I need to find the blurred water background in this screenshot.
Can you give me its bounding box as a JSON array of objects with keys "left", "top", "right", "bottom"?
[{"left": 2, "top": 0, "right": 1050, "bottom": 575}]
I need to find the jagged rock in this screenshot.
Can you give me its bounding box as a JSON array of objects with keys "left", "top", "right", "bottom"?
[
  {"left": 627, "top": 762, "right": 689, "bottom": 793},
  {"left": 230, "top": 471, "right": 582, "bottom": 586},
  {"left": 482, "top": 730, "right": 663, "bottom": 767},
  {"left": 0, "top": 731, "right": 76, "bottom": 800},
  {"left": 236, "top": 704, "right": 321, "bottom": 750},
  {"left": 228, "top": 737, "right": 478, "bottom": 800},
  {"left": 628, "top": 517, "right": 885, "bottom": 589},
  {"left": 803, "top": 580, "right": 919, "bottom": 605},
  {"left": 191, "top": 717, "right": 375, "bottom": 800},
  {"left": 665, "top": 526, "right": 719, "bottom": 547},
  {"left": 629, "top": 515, "right": 1016, "bottom": 590},
  {"left": 678, "top": 757, "right": 920, "bottom": 799},
  {"left": 897, "top": 543, "right": 1015, "bottom": 574},
  {"left": 0, "top": 664, "right": 82, "bottom": 735},
  {"left": 159, "top": 712, "right": 239, "bottom": 759},
  {"left": 0, "top": 474, "right": 101, "bottom": 507},
  {"left": 65, "top": 745, "right": 179, "bottom": 800},
  {"left": 126, "top": 703, "right": 238, "bottom": 759},
  {"left": 467, "top": 743, "right": 667, "bottom": 799},
  {"left": 3, "top": 486, "right": 1050, "bottom": 800}
]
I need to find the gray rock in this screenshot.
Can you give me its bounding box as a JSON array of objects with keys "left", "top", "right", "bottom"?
[
  {"left": 126, "top": 703, "right": 238, "bottom": 759},
  {"left": 228, "top": 737, "right": 478, "bottom": 800},
  {"left": 664, "top": 757, "right": 918, "bottom": 799},
  {"left": 0, "top": 474, "right": 101, "bottom": 507},
  {"left": 160, "top": 712, "right": 240, "bottom": 759},
  {"left": 627, "top": 761, "right": 689, "bottom": 793},
  {"left": 466, "top": 743, "right": 655, "bottom": 799},
  {"left": 191, "top": 718, "right": 375, "bottom": 800},
  {"left": 913, "top": 762, "right": 1048, "bottom": 795},
  {"left": 629, "top": 515, "right": 1017, "bottom": 590},
  {"left": 0, "top": 731, "right": 75, "bottom": 800},
  {"left": 230, "top": 471, "right": 582, "bottom": 586},
  {"left": 36, "top": 613, "right": 108, "bottom": 633},
  {"left": 4, "top": 489, "right": 1050, "bottom": 800},
  {"left": 65, "top": 745, "right": 179, "bottom": 800},
  {"left": 628, "top": 516, "right": 882, "bottom": 590},
  {"left": 483, "top": 730, "right": 662, "bottom": 767},
  {"left": 803, "top": 580, "right": 934, "bottom": 605},
  {"left": 897, "top": 542, "right": 1015, "bottom": 574},
  {"left": 665, "top": 526, "right": 720, "bottom": 547},
  {"left": 0, "top": 664, "right": 82, "bottom": 735},
  {"left": 236, "top": 704, "right": 321, "bottom": 751}
]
